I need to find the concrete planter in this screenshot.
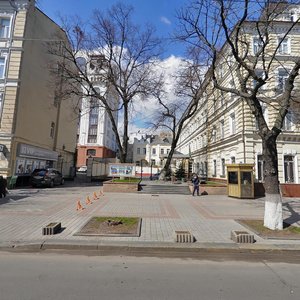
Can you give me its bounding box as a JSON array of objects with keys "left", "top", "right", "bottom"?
[
  {"left": 174, "top": 231, "right": 194, "bottom": 243},
  {"left": 231, "top": 230, "right": 255, "bottom": 243},
  {"left": 42, "top": 222, "right": 61, "bottom": 235},
  {"left": 103, "top": 180, "right": 141, "bottom": 193}
]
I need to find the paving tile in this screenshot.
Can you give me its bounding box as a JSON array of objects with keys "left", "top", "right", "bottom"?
[{"left": 0, "top": 186, "right": 300, "bottom": 247}]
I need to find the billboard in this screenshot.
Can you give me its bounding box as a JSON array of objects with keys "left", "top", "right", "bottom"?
[{"left": 108, "top": 163, "right": 136, "bottom": 177}]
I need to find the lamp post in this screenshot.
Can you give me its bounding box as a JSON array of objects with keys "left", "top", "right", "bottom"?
[
  {"left": 58, "top": 154, "right": 63, "bottom": 174},
  {"left": 140, "top": 159, "right": 143, "bottom": 181},
  {"left": 60, "top": 157, "right": 63, "bottom": 174},
  {"left": 150, "top": 161, "right": 153, "bottom": 180}
]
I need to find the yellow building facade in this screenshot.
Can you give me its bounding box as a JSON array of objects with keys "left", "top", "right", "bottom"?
[{"left": 0, "top": 0, "right": 78, "bottom": 182}]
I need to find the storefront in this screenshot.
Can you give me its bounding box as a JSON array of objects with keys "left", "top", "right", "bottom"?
[{"left": 15, "top": 143, "right": 58, "bottom": 176}]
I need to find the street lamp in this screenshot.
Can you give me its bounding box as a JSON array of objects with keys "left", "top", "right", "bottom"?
[{"left": 150, "top": 160, "right": 153, "bottom": 180}]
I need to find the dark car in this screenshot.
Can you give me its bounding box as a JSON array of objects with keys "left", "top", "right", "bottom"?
[
  {"left": 151, "top": 172, "right": 160, "bottom": 180},
  {"left": 30, "top": 168, "right": 64, "bottom": 188}
]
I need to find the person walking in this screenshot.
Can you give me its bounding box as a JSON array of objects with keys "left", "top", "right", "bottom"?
[
  {"left": 191, "top": 173, "right": 200, "bottom": 196},
  {"left": 0, "top": 176, "right": 7, "bottom": 198}
]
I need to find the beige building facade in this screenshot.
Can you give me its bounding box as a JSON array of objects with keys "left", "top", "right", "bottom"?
[
  {"left": 0, "top": 0, "right": 78, "bottom": 182},
  {"left": 177, "top": 4, "right": 300, "bottom": 184}
]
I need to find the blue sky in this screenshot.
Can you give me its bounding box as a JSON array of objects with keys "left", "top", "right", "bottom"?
[{"left": 37, "top": 0, "right": 188, "bottom": 57}]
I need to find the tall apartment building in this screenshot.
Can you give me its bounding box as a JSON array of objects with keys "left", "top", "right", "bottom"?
[
  {"left": 177, "top": 3, "right": 300, "bottom": 184},
  {"left": 76, "top": 54, "right": 119, "bottom": 168},
  {"left": 0, "top": 0, "right": 79, "bottom": 180}
]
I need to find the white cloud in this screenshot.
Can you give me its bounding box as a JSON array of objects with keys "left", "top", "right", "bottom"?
[
  {"left": 160, "top": 16, "right": 171, "bottom": 25},
  {"left": 117, "top": 55, "right": 203, "bottom": 141},
  {"left": 129, "top": 55, "right": 186, "bottom": 131}
]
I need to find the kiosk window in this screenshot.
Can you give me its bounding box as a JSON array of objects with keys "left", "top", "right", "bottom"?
[
  {"left": 241, "top": 172, "right": 252, "bottom": 185},
  {"left": 228, "top": 171, "right": 238, "bottom": 184}
]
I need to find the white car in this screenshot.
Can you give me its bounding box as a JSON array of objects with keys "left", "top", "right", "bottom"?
[{"left": 77, "top": 166, "right": 87, "bottom": 172}]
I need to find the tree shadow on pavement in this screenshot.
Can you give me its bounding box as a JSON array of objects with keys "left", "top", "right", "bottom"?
[
  {"left": 0, "top": 195, "right": 29, "bottom": 205},
  {"left": 283, "top": 202, "right": 300, "bottom": 226}
]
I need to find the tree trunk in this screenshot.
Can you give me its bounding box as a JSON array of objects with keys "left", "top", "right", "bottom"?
[
  {"left": 159, "top": 147, "right": 175, "bottom": 180},
  {"left": 262, "top": 135, "right": 283, "bottom": 230}
]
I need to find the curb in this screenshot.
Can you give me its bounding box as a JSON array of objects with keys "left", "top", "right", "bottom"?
[{"left": 1, "top": 241, "right": 300, "bottom": 262}]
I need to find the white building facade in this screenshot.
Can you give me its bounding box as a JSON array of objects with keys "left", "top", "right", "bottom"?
[
  {"left": 177, "top": 4, "right": 300, "bottom": 184},
  {"left": 76, "top": 54, "right": 119, "bottom": 167},
  {"left": 132, "top": 134, "right": 171, "bottom": 167}
]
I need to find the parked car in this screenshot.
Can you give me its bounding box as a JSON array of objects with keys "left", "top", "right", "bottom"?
[
  {"left": 30, "top": 168, "right": 64, "bottom": 188},
  {"left": 77, "top": 165, "right": 87, "bottom": 173},
  {"left": 151, "top": 172, "right": 160, "bottom": 180}
]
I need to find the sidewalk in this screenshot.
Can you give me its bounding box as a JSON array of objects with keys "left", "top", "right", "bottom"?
[{"left": 0, "top": 184, "right": 300, "bottom": 257}]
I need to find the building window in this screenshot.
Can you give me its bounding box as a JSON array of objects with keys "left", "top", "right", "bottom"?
[
  {"left": 87, "top": 149, "right": 96, "bottom": 156},
  {"left": 211, "top": 126, "right": 216, "bottom": 142},
  {"left": 257, "top": 155, "right": 264, "bottom": 182},
  {"left": 283, "top": 111, "right": 293, "bottom": 131},
  {"left": 50, "top": 122, "right": 55, "bottom": 138},
  {"left": 87, "top": 99, "right": 99, "bottom": 143},
  {"left": 219, "top": 93, "right": 224, "bottom": 107},
  {"left": 278, "top": 68, "right": 289, "bottom": 93},
  {"left": 0, "top": 57, "right": 6, "bottom": 78},
  {"left": 167, "top": 149, "right": 170, "bottom": 154},
  {"left": 0, "top": 18, "right": 10, "bottom": 38},
  {"left": 213, "top": 160, "right": 217, "bottom": 177},
  {"left": 152, "top": 148, "right": 156, "bottom": 155},
  {"left": 229, "top": 113, "right": 236, "bottom": 135},
  {"left": 278, "top": 37, "right": 290, "bottom": 55},
  {"left": 0, "top": 92, "right": 3, "bottom": 119},
  {"left": 143, "top": 148, "right": 146, "bottom": 154},
  {"left": 290, "top": 11, "right": 296, "bottom": 22},
  {"left": 253, "top": 69, "right": 266, "bottom": 90},
  {"left": 253, "top": 37, "right": 263, "bottom": 55},
  {"left": 220, "top": 120, "right": 224, "bottom": 139},
  {"left": 137, "top": 147, "right": 140, "bottom": 154},
  {"left": 161, "top": 148, "right": 164, "bottom": 155},
  {"left": 213, "top": 99, "right": 217, "bottom": 113},
  {"left": 221, "top": 158, "right": 225, "bottom": 176},
  {"left": 284, "top": 155, "right": 294, "bottom": 183}
]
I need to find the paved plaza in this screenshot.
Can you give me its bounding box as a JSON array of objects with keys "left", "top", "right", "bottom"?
[{"left": 0, "top": 182, "right": 300, "bottom": 253}]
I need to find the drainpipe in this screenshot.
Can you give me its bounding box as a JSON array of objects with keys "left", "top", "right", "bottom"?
[
  {"left": 242, "top": 99, "right": 246, "bottom": 163},
  {"left": 53, "top": 43, "right": 64, "bottom": 153}
]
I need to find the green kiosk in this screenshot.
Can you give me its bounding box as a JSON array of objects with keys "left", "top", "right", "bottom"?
[{"left": 226, "top": 164, "right": 254, "bottom": 199}]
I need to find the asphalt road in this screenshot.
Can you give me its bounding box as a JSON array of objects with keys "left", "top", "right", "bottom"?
[{"left": 0, "top": 252, "right": 299, "bottom": 300}]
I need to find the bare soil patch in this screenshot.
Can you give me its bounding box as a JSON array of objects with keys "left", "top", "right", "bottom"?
[
  {"left": 236, "top": 219, "right": 300, "bottom": 240},
  {"left": 76, "top": 216, "right": 141, "bottom": 237}
]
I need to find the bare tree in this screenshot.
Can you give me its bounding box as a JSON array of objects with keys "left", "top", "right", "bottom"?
[
  {"left": 49, "top": 2, "right": 162, "bottom": 163},
  {"left": 177, "top": 0, "right": 300, "bottom": 229},
  {"left": 152, "top": 54, "right": 208, "bottom": 179}
]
